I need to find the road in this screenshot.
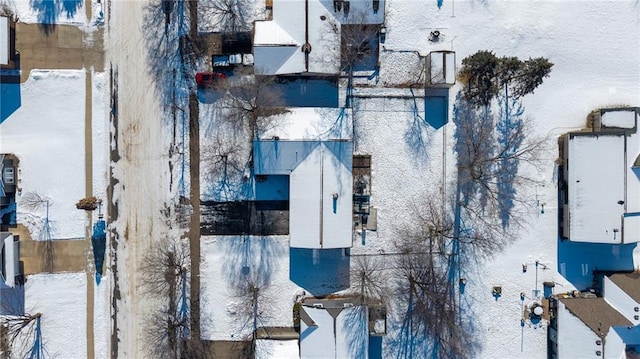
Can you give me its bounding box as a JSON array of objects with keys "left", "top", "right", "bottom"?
[{"left": 106, "top": 1, "right": 172, "bottom": 357}]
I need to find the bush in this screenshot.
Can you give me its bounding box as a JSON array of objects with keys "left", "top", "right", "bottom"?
[{"left": 76, "top": 197, "right": 101, "bottom": 211}]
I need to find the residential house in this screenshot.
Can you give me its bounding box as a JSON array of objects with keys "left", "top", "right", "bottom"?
[
  {"left": 253, "top": 0, "right": 385, "bottom": 76},
  {"left": 549, "top": 272, "right": 640, "bottom": 358},
  {"left": 561, "top": 108, "right": 640, "bottom": 243},
  {"left": 299, "top": 298, "right": 368, "bottom": 358},
  {"left": 0, "top": 15, "right": 16, "bottom": 69},
  {"left": 0, "top": 231, "right": 24, "bottom": 316},
  {"left": 254, "top": 139, "right": 353, "bottom": 249}
]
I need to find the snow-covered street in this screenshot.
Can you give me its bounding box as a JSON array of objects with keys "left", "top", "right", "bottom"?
[{"left": 106, "top": 1, "right": 173, "bottom": 357}]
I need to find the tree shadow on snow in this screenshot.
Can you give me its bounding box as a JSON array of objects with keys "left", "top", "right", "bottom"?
[
  {"left": 341, "top": 305, "right": 369, "bottom": 357},
  {"left": 29, "top": 0, "right": 83, "bottom": 34},
  {"left": 142, "top": 0, "right": 198, "bottom": 131},
  {"left": 452, "top": 91, "right": 525, "bottom": 229}
]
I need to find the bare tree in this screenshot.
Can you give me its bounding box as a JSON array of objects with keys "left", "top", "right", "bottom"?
[
  {"left": 390, "top": 191, "right": 475, "bottom": 359},
  {"left": 350, "top": 255, "right": 387, "bottom": 305},
  {"left": 201, "top": 132, "right": 248, "bottom": 201},
  {"left": 340, "top": 18, "right": 380, "bottom": 74},
  {"left": 0, "top": 312, "right": 46, "bottom": 359},
  {"left": 453, "top": 90, "right": 546, "bottom": 242},
  {"left": 217, "top": 73, "right": 288, "bottom": 144},
  {"left": 199, "top": 0, "right": 251, "bottom": 33},
  {"left": 21, "top": 192, "right": 56, "bottom": 273},
  {"left": 140, "top": 237, "right": 195, "bottom": 359},
  {"left": 228, "top": 276, "right": 272, "bottom": 340}
]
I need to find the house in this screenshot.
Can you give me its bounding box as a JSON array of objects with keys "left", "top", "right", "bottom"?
[
  {"left": 0, "top": 15, "right": 16, "bottom": 69},
  {"left": 561, "top": 108, "right": 640, "bottom": 243},
  {"left": 549, "top": 273, "right": 640, "bottom": 358},
  {"left": 0, "top": 154, "right": 18, "bottom": 227},
  {"left": 0, "top": 231, "right": 24, "bottom": 316},
  {"left": 254, "top": 139, "right": 353, "bottom": 249},
  {"left": 253, "top": 0, "right": 385, "bottom": 76},
  {"left": 298, "top": 298, "right": 368, "bottom": 358}
]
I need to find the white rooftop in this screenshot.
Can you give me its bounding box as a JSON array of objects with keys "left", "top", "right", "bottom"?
[
  {"left": 601, "top": 109, "right": 637, "bottom": 129},
  {"left": 299, "top": 304, "right": 368, "bottom": 358},
  {"left": 253, "top": 0, "right": 385, "bottom": 75},
  {"left": 254, "top": 140, "right": 353, "bottom": 249},
  {"left": 261, "top": 107, "right": 353, "bottom": 140},
  {"left": 0, "top": 16, "right": 9, "bottom": 66},
  {"left": 566, "top": 110, "right": 640, "bottom": 243}
]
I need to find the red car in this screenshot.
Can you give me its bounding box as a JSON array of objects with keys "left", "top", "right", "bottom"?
[{"left": 196, "top": 72, "right": 226, "bottom": 87}]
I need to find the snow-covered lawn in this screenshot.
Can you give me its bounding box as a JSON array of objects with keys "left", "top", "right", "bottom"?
[
  {"left": 21, "top": 273, "right": 87, "bottom": 358},
  {"left": 201, "top": 235, "right": 348, "bottom": 340},
  {"left": 1, "top": 70, "right": 87, "bottom": 239}
]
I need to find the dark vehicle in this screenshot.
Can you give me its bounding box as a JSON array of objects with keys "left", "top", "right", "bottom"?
[{"left": 196, "top": 72, "right": 226, "bottom": 87}]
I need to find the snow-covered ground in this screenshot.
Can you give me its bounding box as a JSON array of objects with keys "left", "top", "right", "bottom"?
[
  {"left": 199, "top": 1, "right": 640, "bottom": 358},
  {"left": 0, "top": 0, "right": 104, "bottom": 27},
  {"left": 2, "top": 0, "right": 639, "bottom": 358},
  {"left": 1, "top": 70, "right": 87, "bottom": 239}
]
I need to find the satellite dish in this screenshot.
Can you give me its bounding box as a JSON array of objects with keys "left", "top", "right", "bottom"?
[{"left": 533, "top": 306, "right": 543, "bottom": 316}]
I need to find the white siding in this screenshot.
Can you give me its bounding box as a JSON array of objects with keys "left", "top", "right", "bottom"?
[
  {"left": 2, "top": 233, "right": 16, "bottom": 286},
  {"left": 605, "top": 329, "right": 626, "bottom": 359},
  {"left": 0, "top": 16, "right": 8, "bottom": 65},
  {"left": 557, "top": 302, "right": 603, "bottom": 358},
  {"left": 604, "top": 276, "right": 640, "bottom": 325}
]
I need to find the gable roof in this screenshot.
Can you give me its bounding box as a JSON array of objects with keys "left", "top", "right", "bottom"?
[
  {"left": 299, "top": 301, "right": 368, "bottom": 358},
  {"left": 608, "top": 272, "right": 640, "bottom": 303},
  {"left": 253, "top": 140, "right": 353, "bottom": 248},
  {"left": 560, "top": 297, "right": 632, "bottom": 338}
]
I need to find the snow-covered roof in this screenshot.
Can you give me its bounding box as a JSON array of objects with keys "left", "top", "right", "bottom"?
[
  {"left": 429, "top": 51, "right": 456, "bottom": 85},
  {"left": 254, "top": 140, "right": 353, "bottom": 249},
  {"left": 601, "top": 108, "right": 637, "bottom": 129},
  {"left": 255, "top": 339, "right": 300, "bottom": 359},
  {"left": 566, "top": 122, "right": 640, "bottom": 243},
  {"left": 0, "top": 16, "right": 8, "bottom": 66},
  {"left": 260, "top": 107, "right": 353, "bottom": 141},
  {"left": 299, "top": 301, "right": 368, "bottom": 358},
  {"left": 253, "top": 0, "right": 385, "bottom": 75}
]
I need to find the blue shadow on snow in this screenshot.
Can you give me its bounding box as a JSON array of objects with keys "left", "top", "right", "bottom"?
[
  {"left": 0, "top": 83, "right": 21, "bottom": 124},
  {"left": 424, "top": 88, "right": 449, "bottom": 129},
  {"left": 289, "top": 248, "right": 350, "bottom": 297},
  {"left": 558, "top": 235, "right": 637, "bottom": 291}
]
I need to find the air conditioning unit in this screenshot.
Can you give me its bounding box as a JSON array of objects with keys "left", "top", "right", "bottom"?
[{"left": 3, "top": 167, "right": 14, "bottom": 184}]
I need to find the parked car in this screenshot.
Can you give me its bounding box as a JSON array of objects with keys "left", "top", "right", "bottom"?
[{"left": 196, "top": 72, "right": 226, "bottom": 87}]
